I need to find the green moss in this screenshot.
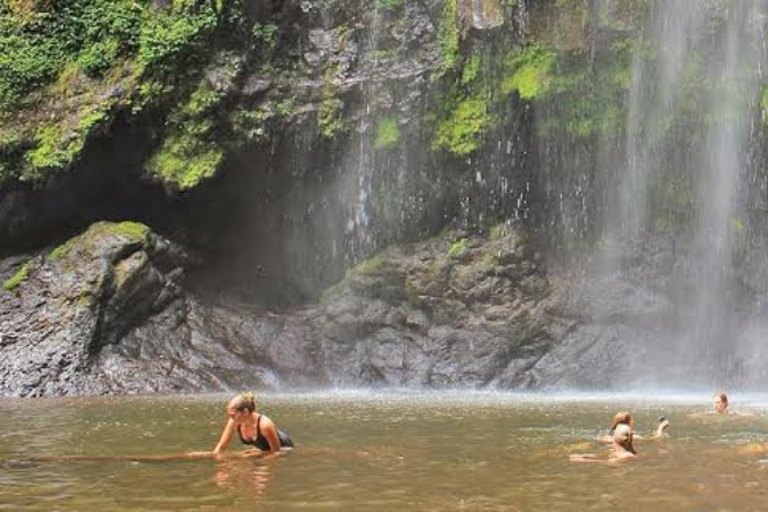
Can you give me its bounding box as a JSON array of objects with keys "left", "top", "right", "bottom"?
[
  {"left": 251, "top": 22, "right": 278, "bottom": 52},
  {"left": 111, "top": 221, "right": 150, "bottom": 242},
  {"left": 761, "top": 83, "right": 768, "bottom": 122},
  {"left": 461, "top": 53, "right": 482, "bottom": 85},
  {"left": 146, "top": 80, "right": 226, "bottom": 189},
  {"left": 433, "top": 94, "right": 493, "bottom": 155},
  {"left": 76, "top": 289, "right": 94, "bottom": 308},
  {"left": 182, "top": 84, "right": 223, "bottom": 117},
  {"left": 375, "top": 116, "right": 400, "bottom": 150},
  {"left": 437, "top": 0, "right": 459, "bottom": 75},
  {"left": 650, "top": 175, "right": 693, "bottom": 234},
  {"left": 448, "top": 238, "right": 468, "bottom": 257},
  {"left": 379, "top": 0, "right": 404, "bottom": 11},
  {"left": 532, "top": 39, "right": 637, "bottom": 140},
  {"left": 230, "top": 105, "right": 271, "bottom": 142},
  {"left": 502, "top": 45, "right": 554, "bottom": 100},
  {"left": 0, "top": 2, "right": 252, "bottom": 185},
  {"left": 50, "top": 221, "right": 147, "bottom": 262},
  {"left": 276, "top": 97, "right": 297, "bottom": 118},
  {"left": 138, "top": 5, "right": 217, "bottom": 73},
  {"left": 25, "top": 125, "right": 77, "bottom": 172},
  {"left": 318, "top": 97, "right": 345, "bottom": 139},
  {"left": 50, "top": 239, "right": 75, "bottom": 261},
  {"left": 489, "top": 223, "right": 505, "bottom": 240},
  {"left": 3, "top": 262, "right": 29, "bottom": 291},
  {"left": 147, "top": 133, "right": 224, "bottom": 189},
  {"left": 349, "top": 255, "right": 385, "bottom": 278}
]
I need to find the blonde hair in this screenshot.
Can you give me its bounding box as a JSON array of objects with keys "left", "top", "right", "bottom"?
[
  {"left": 715, "top": 392, "right": 728, "bottom": 406},
  {"left": 228, "top": 392, "right": 256, "bottom": 412}
]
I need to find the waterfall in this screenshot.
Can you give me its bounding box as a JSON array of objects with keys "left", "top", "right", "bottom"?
[{"left": 594, "top": 0, "right": 768, "bottom": 387}]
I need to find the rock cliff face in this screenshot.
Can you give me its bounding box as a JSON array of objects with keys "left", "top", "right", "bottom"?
[
  {"left": 3, "top": 1, "right": 768, "bottom": 395},
  {"left": 4, "top": 218, "right": 690, "bottom": 395},
  {"left": 1, "top": 222, "right": 559, "bottom": 395}
]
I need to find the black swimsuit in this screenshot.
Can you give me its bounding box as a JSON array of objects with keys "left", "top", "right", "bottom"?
[{"left": 237, "top": 414, "right": 294, "bottom": 450}]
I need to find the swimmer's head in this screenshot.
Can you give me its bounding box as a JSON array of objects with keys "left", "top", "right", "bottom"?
[
  {"left": 612, "top": 424, "right": 635, "bottom": 453},
  {"left": 610, "top": 411, "right": 634, "bottom": 433},
  {"left": 227, "top": 392, "right": 256, "bottom": 414},
  {"left": 713, "top": 392, "right": 729, "bottom": 414}
]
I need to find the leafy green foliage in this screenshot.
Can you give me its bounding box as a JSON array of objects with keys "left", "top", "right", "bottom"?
[
  {"left": 0, "top": 0, "right": 144, "bottom": 110},
  {"left": 145, "top": 81, "right": 225, "bottom": 189},
  {"left": 318, "top": 97, "right": 345, "bottom": 139},
  {"left": 431, "top": 49, "right": 498, "bottom": 156},
  {"left": 502, "top": 45, "right": 554, "bottom": 100},
  {"left": 138, "top": 5, "right": 217, "bottom": 74},
  {"left": 438, "top": 0, "right": 459, "bottom": 75},
  {"left": 433, "top": 95, "right": 493, "bottom": 155}
]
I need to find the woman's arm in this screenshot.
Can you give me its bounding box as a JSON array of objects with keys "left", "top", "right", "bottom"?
[
  {"left": 569, "top": 453, "right": 607, "bottom": 463},
  {"left": 213, "top": 418, "right": 237, "bottom": 454},
  {"left": 651, "top": 419, "right": 670, "bottom": 439}
]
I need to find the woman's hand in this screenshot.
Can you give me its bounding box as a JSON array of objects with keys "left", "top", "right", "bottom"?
[{"left": 655, "top": 419, "right": 670, "bottom": 438}]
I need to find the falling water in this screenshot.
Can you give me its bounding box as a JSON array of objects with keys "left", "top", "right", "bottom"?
[{"left": 596, "top": 0, "right": 768, "bottom": 387}]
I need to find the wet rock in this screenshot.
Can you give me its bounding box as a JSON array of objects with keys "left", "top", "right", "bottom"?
[
  {"left": 318, "top": 227, "right": 557, "bottom": 388},
  {"left": 204, "top": 52, "right": 245, "bottom": 94},
  {"left": 93, "top": 298, "right": 326, "bottom": 394},
  {"left": 0, "top": 222, "right": 192, "bottom": 396},
  {"left": 459, "top": 0, "right": 505, "bottom": 31}
]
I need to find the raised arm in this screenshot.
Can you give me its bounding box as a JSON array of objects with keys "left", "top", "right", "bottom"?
[
  {"left": 213, "top": 418, "right": 237, "bottom": 455},
  {"left": 652, "top": 419, "right": 670, "bottom": 439}
]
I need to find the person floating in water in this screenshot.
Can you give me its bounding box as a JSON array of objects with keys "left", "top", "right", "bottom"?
[
  {"left": 213, "top": 392, "right": 294, "bottom": 457},
  {"left": 689, "top": 392, "right": 752, "bottom": 418},
  {"left": 712, "top": 392, "right": 729, "bottom": 414},
  {"left": 596, "top": 411, "right": 669, "bottom": 443},
  {"left": 571, "top": 424, "right": 636, "bottom": 463}
]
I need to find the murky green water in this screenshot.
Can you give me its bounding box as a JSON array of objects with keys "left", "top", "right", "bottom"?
[{"left": 3, "top": 392, "right": 768, "bottom": 510}]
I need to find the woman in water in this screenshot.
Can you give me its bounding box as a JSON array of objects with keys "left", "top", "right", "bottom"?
[
  {"left": 571, "top": 424, "right": 636, "bottom": 463},
  {"left": 596, "top": 411, "right": 669, "bottom": 442},
  {"left": 213, "top": 392, "right": 294, "bottom": 457}
]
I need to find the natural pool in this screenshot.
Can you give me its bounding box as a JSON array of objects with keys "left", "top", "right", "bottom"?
[{"left": 2, "top": 391, "right": 768, "bottom": 510}]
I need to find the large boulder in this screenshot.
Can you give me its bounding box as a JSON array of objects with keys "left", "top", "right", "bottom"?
[
  {"left": 0, "top": 221, "right": 328, "bottom": 396},
  {"left": 0, "top": 222, "right": 189, "bottom": 396},
  {"left": 318, "top": 226, "right": 556, "bottom": 387}
]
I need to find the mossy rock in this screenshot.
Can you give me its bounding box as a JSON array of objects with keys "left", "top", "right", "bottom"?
[
  {"left": 3, "top": 261, "right": 30, "bottom": 291},
  {"left": 49, "top": 221, "right": 150, "bottom": 264}
]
